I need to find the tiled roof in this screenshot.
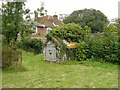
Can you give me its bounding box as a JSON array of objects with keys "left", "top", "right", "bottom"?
[{"left": 37, "top": 15, "right": 64, "bottom": 27}]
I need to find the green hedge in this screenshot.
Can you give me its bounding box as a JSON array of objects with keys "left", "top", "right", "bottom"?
[
  {"left": 76, "top": 25, "right": 119, "bottom": 64},
  {"left": 18, "top": 38, "right": 43, "bottom": 54}
]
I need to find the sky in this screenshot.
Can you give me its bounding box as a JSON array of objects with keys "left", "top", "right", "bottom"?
[
  {"left": 25, "top": 0, "right": 120, "bottom": 20},
  {"left": 0, "top": 0, "right": 120, "bottom": 20}
]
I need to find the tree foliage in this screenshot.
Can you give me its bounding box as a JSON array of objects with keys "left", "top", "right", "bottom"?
[
  {"left": 46, "top": 23, "right": 85, "bottom": 43},
  {"left": 18, "top": 38, "right": 43, "bottom": 54},
  {"left": 2, "top": 2, "right": 25, "bottom": 44},
  {"left": 35, "top": 2, "right": 47, "bottom": 16},
  {"left": 76, "top": 24, "right": 119, "bottom": 64},
  {"left": 64, "top": 9, "right": 108, "bottom": 33},
  {"left": 2, "top": 2, "right": 34, "bottom": 67},
  {"left": 2, "top": 2, "right": 33, "bottom": 46}
]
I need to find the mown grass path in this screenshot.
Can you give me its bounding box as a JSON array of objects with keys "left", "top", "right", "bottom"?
[{"left": 2, "top": 52, "right": 118, "bottom": 88}]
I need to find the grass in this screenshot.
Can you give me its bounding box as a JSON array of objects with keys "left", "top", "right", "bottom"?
[{"left": 2, "top": 51, "right": 118, "bottom": 88}]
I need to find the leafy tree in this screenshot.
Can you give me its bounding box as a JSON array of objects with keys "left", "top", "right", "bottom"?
[
  {"left": 37, "top": 2, "right": 45, "bottom": 16},
  {"left": 46, "top": 23, "right": 85, "bottom": 43},
  {"left": 0, "top": 15, "right": 2, "bottom": 34},
  {"left": 19, "top": 8, "right": 34, "bottom": 41},
  {"left": 35, "top": 2, "right": 47, "bottom": 17},
  {"left": 2, "top": 2, "right": 33, "bottom": 46},
  {"left": 2, "top": 2, "right": 25, "bottom": 45},
  {"left": 64, "top": 9, "right": 108, "bottom": 33}
]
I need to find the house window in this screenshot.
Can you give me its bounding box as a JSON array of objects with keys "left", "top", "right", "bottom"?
[
  {"left": 33, "top": 26, "right": 37, "bottom": 34},
  {"left": 47, "top": 27, "right": 52, "bottom": 34}
]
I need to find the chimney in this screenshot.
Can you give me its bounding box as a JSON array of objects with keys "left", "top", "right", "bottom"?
[
  {"left": 53, "top": 15, "right": 58, "bottom": 20},
  {"left": 34, "top": 11, "right": 38, "bottom": 21}
]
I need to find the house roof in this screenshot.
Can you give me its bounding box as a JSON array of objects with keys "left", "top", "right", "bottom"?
[
  {"left": 36, "top": 15, "right": 64, "bottom": 27},
  {"left": 27, "top": 20, "right": 45, "bottom": 27}
]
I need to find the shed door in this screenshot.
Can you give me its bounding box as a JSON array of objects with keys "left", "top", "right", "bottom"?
[{"left": 45, "top": 46, "right": 56, "bottom": 61}]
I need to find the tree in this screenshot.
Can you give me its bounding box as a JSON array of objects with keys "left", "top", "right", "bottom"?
[
  {"left": 2, "top": 2, "right": 34, "bottom": 67},
  {"left": 64, "top": 8, "right": 108, "bottom": 33},
  {"left": 35, "top": 2, "right": 47, "bottom": 17},
  {"left": 0, "top": 15, "right": 2, "bottom": 34},
  {"left": 2, "top": 2, "right": 33, "bottom": 46},
  {"left": 2, "top": 2, "right": 25, "bottom": 45},
  {"left": 46, "top": 23, "right": 85, "bottom": 43}
]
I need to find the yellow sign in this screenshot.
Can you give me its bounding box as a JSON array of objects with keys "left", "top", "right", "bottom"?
[{"left": 66, "top": 42, "right": 78, "bottom": 49}]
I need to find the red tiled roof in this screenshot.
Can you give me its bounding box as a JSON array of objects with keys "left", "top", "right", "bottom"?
[{"left": 37, "top": 15, "right": 64, "bottom": 27}]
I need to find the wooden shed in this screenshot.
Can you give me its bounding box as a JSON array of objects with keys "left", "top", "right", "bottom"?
[{"left": 44, "top": 41, "right": 57, "bottom": 61}]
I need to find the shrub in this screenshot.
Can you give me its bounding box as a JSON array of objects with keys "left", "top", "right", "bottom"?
[
  {"left": 2, "top": 46, "right": 22, "bottom": 68},
  {"left": 18, "top": 38, "right": 43, "bottom": 54},
  {"left": 76, "top": 41, "right": 87, "bottom": 61},
  {"left": 76, "top": 25, "right": 119, "bottom": 64}
]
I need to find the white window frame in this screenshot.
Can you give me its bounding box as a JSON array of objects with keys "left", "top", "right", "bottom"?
[
  {"left": 33, "top": 25, "right": 37, "bottom": 34},
  {"left": 46, "top": 27, "right": 52, "bottom": 34}
]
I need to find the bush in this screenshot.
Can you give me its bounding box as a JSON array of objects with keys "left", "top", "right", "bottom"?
[
  {"left": 18, "top": 38, "right": 43, "bottom": 54},
  {"left": 76, "top": 41, "right": 87, "bottom": 61},
  {"left": 2, "top": 46, "right": 22, "bottom": 68},
  {"left": 76, "top": 25, "right": 119, "bottom": 64}
]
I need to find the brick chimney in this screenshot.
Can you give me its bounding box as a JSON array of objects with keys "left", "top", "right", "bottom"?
[
  {"left": 53, "top": 15, "right": 58, "bottom": 20},
  {"left": 34, "top": 11, "right": 38, "bottom": 21}
]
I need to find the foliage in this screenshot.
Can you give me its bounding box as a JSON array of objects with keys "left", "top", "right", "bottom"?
[
  {"left": 64, "top": 8, "right": 108, "bottom": 33},
  {"left": 37, "top": 2, "right": 46, "bottom": 16},
  {"left": 34, "top": 2, "right": 47, "bottom": 18},
  {"left": 47, "top": 22, "right": 118, "bottom": 64},
  {"left": 46, "top": 23, "right": 84, "bottom": 42},
  {"left": 19, "top": 8, "right": 34, "bottom": 41},
  {"left": 2, "top": 2, "right": 25, "bottom": 44},
  {"left": 46, "top": 23, "right": 85, "bottom": 60},
  {"left": 18, "top": 38, "right": 43, "bottom": 54},
  {"left": 2, "top": 46, "right": 22, "bottom": 68},
  {"left": 75, "top": 41, "right": 87, "bottom": 61},
  {"left": 2, "top": 2, "right": 34, "bottom": 68},
  {"left": 2, "top": 2, "right": 33, "bottom": 46},
  {"left": 0, "top": 15, "right": 2, "bottom": 34},
  {"left": 76, "top": 24, "right": 119, "bottom": 64}
]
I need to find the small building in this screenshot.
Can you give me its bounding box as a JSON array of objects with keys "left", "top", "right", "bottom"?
[
  {"left": 44, "top": 41, "right": 57, "bottom": 61},
  {"left": 44, "top": 40, "right": 78, "bottom": 62}
]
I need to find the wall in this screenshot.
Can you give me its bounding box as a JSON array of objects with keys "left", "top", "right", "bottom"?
[{"left": 31, "top": 27, "right": 47, "bottom": 43}]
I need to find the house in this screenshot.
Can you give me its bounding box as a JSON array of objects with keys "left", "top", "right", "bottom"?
[{"left": 31, "top": 12, "right": 64, "bottom": 43}]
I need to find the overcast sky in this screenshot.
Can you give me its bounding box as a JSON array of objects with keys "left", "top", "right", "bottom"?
[
  {"left": 0, "top": 0, "right": 119, "bottom": 19},
  {"left": 25, "top": 0, "right": 120, "bottom": 20}
]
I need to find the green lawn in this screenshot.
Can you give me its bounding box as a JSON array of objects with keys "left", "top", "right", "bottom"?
[{"left": 2, "top": 51, "right": 118, "bottom": 88}]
